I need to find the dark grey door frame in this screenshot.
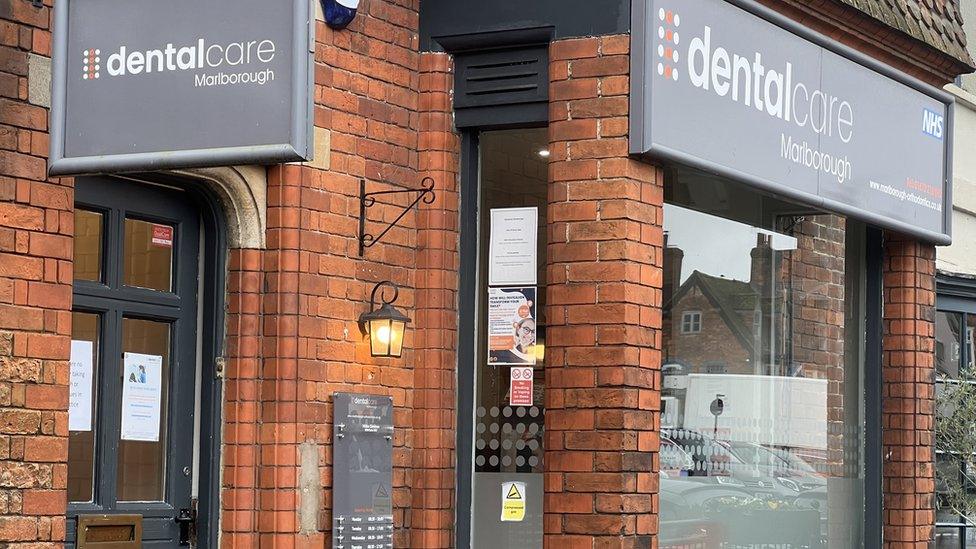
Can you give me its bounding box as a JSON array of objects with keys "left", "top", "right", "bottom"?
[
  {"left": 69, "top": 176, "right": 226, "bottom": 548},
  {"left": 864, "top": 227, "right": 883, "bottom": 549},
  {"left": 455, "top": 130, "right": 480, "bottom": 549}
]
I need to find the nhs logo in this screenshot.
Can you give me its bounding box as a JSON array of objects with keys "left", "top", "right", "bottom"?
[{"left": 922, "top": 108, "right": 944, "bottom": 140}]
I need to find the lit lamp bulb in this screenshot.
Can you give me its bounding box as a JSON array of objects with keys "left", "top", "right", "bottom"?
[
  {"left": 376, "top": 324, "right": 391, "bottom": 345},
  {"left": 360, "top": 281, "right": 410, "bottom": 358}
]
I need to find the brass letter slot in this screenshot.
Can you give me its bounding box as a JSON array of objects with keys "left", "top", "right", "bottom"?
[{"left": 77, "top": 514, "right": 143, "bottom": 548}]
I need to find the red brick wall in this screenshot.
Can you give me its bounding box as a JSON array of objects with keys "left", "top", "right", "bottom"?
[
  {"left": 544, "top": 34, "right": 664, "bottom": 547},
  {"left": 882, "top": 233, "right": 937, "bottom": 547},
  {"left": 219, "top": 3, "right": 460, "bottom": 547},
  {"left": 221, "top": 247, "right": 263, "bottom": 547},
  {"left": 408, "top": 51, "right": 459, "bottom": 549},
  {"left": 0, "top": 0, "right": 70, "bottom": 546}
]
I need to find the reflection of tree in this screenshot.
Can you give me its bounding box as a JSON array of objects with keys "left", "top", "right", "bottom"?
[{"left": 936, "top": 374, "right": 976, "bottom": 526}]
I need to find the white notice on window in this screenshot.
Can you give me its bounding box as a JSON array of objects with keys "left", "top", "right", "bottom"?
[
  {"left": 68, "top": 340, "right": 94, "bottom": 432},
  {"left": 120, "top": 352, "right": 163, "bottom": 442},
  {"left": 489, "top": 207, "right": 538, "bottom": 286}
]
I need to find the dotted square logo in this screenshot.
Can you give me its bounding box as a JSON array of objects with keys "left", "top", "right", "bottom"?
[
  {"left": 82, "top": 49, "right": 100, "bottom": 80},
  {"left": 657, "top": 8, "right": 680, "bottom": 82}
]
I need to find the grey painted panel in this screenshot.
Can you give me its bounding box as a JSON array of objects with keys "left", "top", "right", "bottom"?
[
  {"left": 471, "top": 472, "right": 543, "bottom": 549},
  {"left": 49, "top": 0, "right": 313, "bottom": 175},
  {"left": 631, "top": 0, "right": 953, "bottom": 243},
  {"left": 333, "top": 393, "right": 394, "bottom": 549}
]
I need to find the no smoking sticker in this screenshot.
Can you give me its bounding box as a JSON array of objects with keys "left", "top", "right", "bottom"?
[
  {"left": 509, "top": 367, "right": 533, "bottom": 406},
  {"left": 500, "top": 481, "right": 526, "bottom": 522}
]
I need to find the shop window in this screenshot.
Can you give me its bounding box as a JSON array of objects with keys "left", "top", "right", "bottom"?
[
  {"left": 680, "top": 311, "right": 702, "bottom": 334},
  {"left": 660, "top": 179, "right": 865, "bottom": 549},
  {"left": 934, "top": 303, "right": 976, "bottom": 546}
]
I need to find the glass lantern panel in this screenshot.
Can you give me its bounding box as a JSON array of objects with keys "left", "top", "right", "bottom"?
[
  {"left": 390, "top": 320, "right": 405, "bottom": 357},
  {"left": 370, "top": 319, "right": 392, "bottom": 357}
]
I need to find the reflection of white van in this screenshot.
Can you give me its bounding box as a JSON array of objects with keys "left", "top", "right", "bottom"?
[
  {"left": 662, "top": 396, "right": 682, "bottom": 428},
  {"left": 666, "top": 373, "right": 828, "bottom": 451}
]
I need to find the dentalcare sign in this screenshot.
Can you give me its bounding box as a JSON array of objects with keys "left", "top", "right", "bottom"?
[
  {"left": 49, "top": 0, "right": 314, "bottom": 175},
  {"left": 631, "top": 0, "right": 954, "bottom": 243}
]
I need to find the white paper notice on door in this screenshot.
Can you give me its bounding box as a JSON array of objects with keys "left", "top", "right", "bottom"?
[
  {"left": 120, "top": 352, "right": 163, "bottom": 442},
  {"left": 68, "top": 340, "right": 94, "bottom": 432},
  {"left": 489, "top": 207, "right": 538, "bottom": 286}
]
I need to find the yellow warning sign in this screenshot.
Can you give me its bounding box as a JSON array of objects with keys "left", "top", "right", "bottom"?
[
  {"left": 372, "top": 483, "right": 392, "bottom": 515},
  {"left": 500, "top": 481, "right": 526, "bottom": 522}
]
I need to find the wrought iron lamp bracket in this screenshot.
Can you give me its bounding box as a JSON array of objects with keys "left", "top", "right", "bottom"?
[{"left": 358, "top": 177, "right": 436, "bottom": 256}]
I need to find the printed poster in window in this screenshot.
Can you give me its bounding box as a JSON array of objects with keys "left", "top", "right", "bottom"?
[
  {"left": 68, "top": 340, "right": 94, "bottom": 432},
  {"left": 120, "top": 352, "right": 163, "bottom": 442},
  {"left": 488, "top": 287, "right": 537, "bottom": 365},
  {"left": 488, "top": 207, "right": 538, "bottom": 286}
]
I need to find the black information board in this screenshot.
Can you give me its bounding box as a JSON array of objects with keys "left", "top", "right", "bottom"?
[{"left": 333, "top": 393, "right": 394, "bottom": 549}]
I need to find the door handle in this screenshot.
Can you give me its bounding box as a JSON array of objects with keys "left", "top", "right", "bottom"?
[{"left": 176, "top": 508, "right": 195, "bottom": 546}]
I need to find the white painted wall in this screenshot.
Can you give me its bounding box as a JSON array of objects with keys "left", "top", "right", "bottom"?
[
  {"left": 939, "top": 0, "right": 976, "bottom": 276},
  {"left": 939, "top": 87, "right": 976, "bottom": 276}
]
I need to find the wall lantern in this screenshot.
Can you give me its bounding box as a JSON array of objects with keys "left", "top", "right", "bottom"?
[
  {"left": 321, "top": 0, "right": 361, "bottom": 30},
  {"left": 359, "top": 281, "right": 410, "bottom": 358}
]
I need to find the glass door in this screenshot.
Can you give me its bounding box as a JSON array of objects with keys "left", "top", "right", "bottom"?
[
  {"left": 67, "top": 177, "right": 200, "bottom": 547},
  {"left": 468, "top": 128, "right": 549, "bottom": 548}
]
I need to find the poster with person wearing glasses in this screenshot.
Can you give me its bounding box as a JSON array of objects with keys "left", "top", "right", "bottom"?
[{"left": 488, "top": 287, "right": 537, "bottom": 365}]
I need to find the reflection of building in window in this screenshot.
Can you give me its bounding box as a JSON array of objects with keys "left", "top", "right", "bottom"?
[
  {"left": 704, "top": 362, "right": 727, "bottom": 374},
  {"left": 968, "top": 326, "right": 974, "bottom": 370},
  {"left": 663, "top": 221, "right": 847, "bottom": 381},
  {"left": 662, "top": 214, "right": 853, "bottom": 478},
  {"left": 680, "top": 311, "right": 701, "bottom": 334}
]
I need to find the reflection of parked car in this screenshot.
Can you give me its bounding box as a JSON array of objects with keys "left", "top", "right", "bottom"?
[
  {"left": 723, "top": 441, "right": 826, "bottom": 494},
  {"left": 661, "top": 436, "right": 694, "bottom": 478},
  {"left": 659, "top": 475, "right": 748, "bottom": 547},
  {"left": 663, "top": 428, "right": 738, "bottom": 477},
  {"left": 659, "top": 476, "right": 824, "bottom": 549},
  {"left": 662, "top": 429, "right": 817, "bottom": 501}
]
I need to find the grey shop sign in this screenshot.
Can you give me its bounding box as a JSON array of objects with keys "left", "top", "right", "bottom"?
[
  {"left": 48, "top": 0, "right": 314, "bottom": 176},
  {"left": 631, "top": 0, "right": 954, "bottom": 244}
]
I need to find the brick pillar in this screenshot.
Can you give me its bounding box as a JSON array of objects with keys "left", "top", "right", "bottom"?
[
  {"left": 409, "top": 51, "right": 459, "bottom": 549},
  {"left": 545, "top": 35, "right": 664, "bottom": 547},
  {"left": 882, "top": 233, "right": 936, "bottom": 547},
  {"left": 221, "top": 248, "right": 264, "bottom": 547},
  {"left": 257, "top": 164, "right": 305, "bottom": 547}
]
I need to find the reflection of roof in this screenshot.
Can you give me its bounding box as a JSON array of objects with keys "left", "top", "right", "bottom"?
[
  {"left": 697, "top": 273, "right": 758, "bottom": 314},
  {"left": 836, "top": 0, "right": 972, "bottom": 65},
  {"left": 668, "top": 271, "right": 758, "bottom": 353}
]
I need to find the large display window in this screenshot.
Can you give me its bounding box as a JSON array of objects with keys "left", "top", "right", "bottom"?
[
  {"left": 660, "top": 176, "right": 867, "bottom": 548},
  {"left": 934, "top": 279, "right": 976, "bottom": 548}
]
